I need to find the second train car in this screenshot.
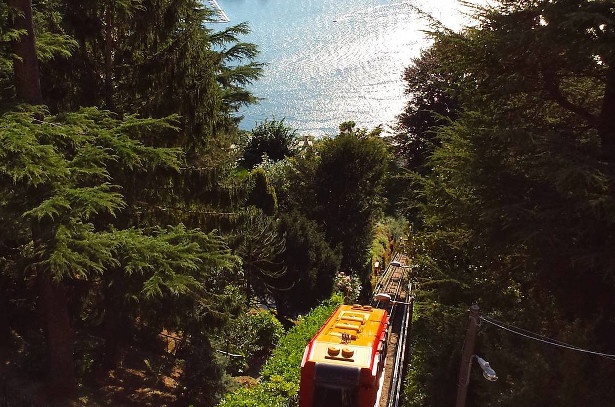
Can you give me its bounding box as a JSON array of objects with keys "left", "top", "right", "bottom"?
[{"left": 299, "top": 304, "right": 389, "bottom": 407}]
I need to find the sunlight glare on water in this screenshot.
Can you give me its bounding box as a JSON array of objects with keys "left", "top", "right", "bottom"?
[{"left": 217, "top": 0, "right": 486, "bottom": 135}]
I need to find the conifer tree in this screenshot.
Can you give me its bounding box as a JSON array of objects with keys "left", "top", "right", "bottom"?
[
  {"left": 403, "top": 1, "right": 615, "bottom": 405},
  {"left": 0, "top": 106, "right": 239, "bottom": 397},
  {"left": 229, "top": 206, "right": 286, "bottom": 305},
  {"left": 1, "top": 2, "right": 246, "bottom": 399},
  {"left": 42, "top": 0, "right": 262, "bottom": 151},
  {"left": 312, "top": 124, "right": 389, "bottom": 286},
  {"left": 5, "top": 0, "right": 42, "bottom": 104},
  {"left": 274, "top": 211, "right": 342, "bottom": 316}
]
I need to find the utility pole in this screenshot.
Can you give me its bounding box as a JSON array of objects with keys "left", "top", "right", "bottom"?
[{"left": 455, "top": 304, "right": 480, "bottom": 407}]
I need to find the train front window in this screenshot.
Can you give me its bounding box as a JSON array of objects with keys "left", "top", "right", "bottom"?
[
  {"left": 312, "top": 363, "right": 360, "bottom": 407},
  {"left": 313, "top": 385, "right": 358, "bottom": 407}
]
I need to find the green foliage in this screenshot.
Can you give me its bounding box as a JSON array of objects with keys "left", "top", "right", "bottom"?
[
  {"left": 402, "top": 1, "right": 615, "bottom": 406},
  {"left": 214, "top": 309, "right": 283, "bottom": 375},
  {"left": 241, "top": 119, "right": 297, "bottom": 169},
  {"left": 333, "top": 272, "right": 361, "bottom": 304},
  {"left": 1, "top": 0, "right": 262, "bottom": 403},
  {"left": 35, "top": 32, "right": 77, "bottom": 62},
  {"left": 260, "top": 295, "right": 342, "bottom": 383},
  {"left": 394, "top": 45, "right": 459, "bottom": 172},
  {"left": 256, "top": 155, "right": 293, "bottom": 211},
  {"left": 0, "top": 105, "right": 239, "bottom": 298},
  {"left": 403, "top": 303, "right": 465, "bottom": 407},
  {"left": 228, "top": 207, "right": 286, "bottom": 303},
  {"left": 218, "top": 296, "right": 342, "bottom": 407},
  {"left": 369, "top": 217, "right": 407, "bottom": 270},
  {"left": 246, "top": 167, "right": 278, "bottom": 216},
  {"left": 0, "top": 105, "right": 241, "bottom": 402},
  {"left": 34, "top": 0, "right": 261, "bottom": 159},
  {"left": 113, "top": 225, "right": 237, "bottom": 298},
  {"left": 0, "top": 107, "right": 181, "bottom": 276},
  {"left": 309, "top": 124, "right": 390, "bottom": 286},
  {"left": 0, "top": 3, "right": 19, "bottom": 103},
  {"left": 273, "top": 211, "right": 341, "bottom": 316},
  {"left": 218, "top": 378, "right": 295, "bottom": 407},
  {"left": 269, "top": 123, "right": 392, "bottom": 302},
  {"left": 177, "top": 334, "right": 225, "bottom": 407},
  {"left": 247, "top": 310, "right": 284, "bottom": 353}
]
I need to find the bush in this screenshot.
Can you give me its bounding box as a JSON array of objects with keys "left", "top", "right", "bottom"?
[
  {"left": 274, "top": 211, "right": 342, "bottom": 317},
  {"left": 214, "top": 309, "right": 284, "bottom": 375},
  {"left": 242, "top": 119, "right": 297, "bottom": 169}
]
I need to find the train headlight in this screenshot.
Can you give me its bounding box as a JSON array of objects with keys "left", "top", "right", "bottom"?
[{"left": 342, "top": 347, "right": 355, "bottom": 358}]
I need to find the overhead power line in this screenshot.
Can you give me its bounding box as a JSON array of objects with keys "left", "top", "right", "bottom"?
[{"left": 480, "top": 315, "right": 615, "bottom": 361}]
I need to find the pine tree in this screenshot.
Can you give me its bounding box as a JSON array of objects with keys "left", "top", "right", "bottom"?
[
  {"left": 0, "top": 106, "right": 239, "bottom": 397},
  {"left": 229, "top": 206, "right": 286, "bottom": 305}
]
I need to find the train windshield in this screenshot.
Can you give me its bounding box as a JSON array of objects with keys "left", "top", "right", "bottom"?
[
  {"left": 312, "top": 363, "right": 360, "bottom": 407},
  {"left": 313, "top": 385, "right": 358, "bottom": 407}
]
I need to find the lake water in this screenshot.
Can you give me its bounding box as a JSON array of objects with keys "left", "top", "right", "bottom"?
[{"left": 217, "top": 0, "right": 483, "bottom": 136}]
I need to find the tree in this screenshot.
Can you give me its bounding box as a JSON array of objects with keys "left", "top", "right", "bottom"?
[
  {"left": 246, "top": 167, "right": 278, "bottom": 216},
  {"left": 403, "top": 1, "right": 615, "bottom": 406},
  {"left": 241, "top": 119, "right": 297, "bottom": 169},
  {"left": 394, "top": 45, "right": 458, "bottom": 172},
  {"left": 281, "top": 123, "right": 389, "bottom": 293},
  {"left": 38, "top": 0, "right": 262, "bottom": 159},
  {"left": 229, "top": 207, "right": 286, "bottom": 305},
  {"left": 6, "top": 0, "right": 42, "bottom": 104},
  {"left": 0, "top": 107, "right": 242, "bottom": 398},
  {"left": 274, "top": 211, "right": 342, "bottom": 316},
  {"left": 1, "top": 1, "right": 260, "bottom": 403},
  {"left": 311, "top": 124, "right": 389, "bottom": 286}
]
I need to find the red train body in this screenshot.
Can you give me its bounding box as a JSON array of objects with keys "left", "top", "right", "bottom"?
[{"left": 299, "top": 304, "right": 389, "bottom": 407}]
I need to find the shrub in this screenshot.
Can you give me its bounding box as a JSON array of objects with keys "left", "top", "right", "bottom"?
[
  {"left": 214, "top": 309, "right": 283, "bottom": 375},
  {"left": 242, "top": 119, "right": 297, "bottom": 169},
  {"left": 333, "top": 272, "right": 362, "bottom": 304}
]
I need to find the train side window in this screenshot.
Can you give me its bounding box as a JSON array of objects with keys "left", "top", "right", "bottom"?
[{"left": 313, "top": 385, "right": 358, "bottom": 407}]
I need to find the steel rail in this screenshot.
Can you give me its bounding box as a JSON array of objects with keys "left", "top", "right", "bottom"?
[
  {"left": 372, "top": 252, "right": 403, "bottom": 308},
  {"left": 370, "top": 252, "right": 414, "bottom": 407},
  {"left": 386, "top": 279, "right": 413, "bottom": 407}
]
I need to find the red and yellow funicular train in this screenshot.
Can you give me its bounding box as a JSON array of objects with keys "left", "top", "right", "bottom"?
[{"left": 299, "top": 304, "right": 389, "bottom": 407}]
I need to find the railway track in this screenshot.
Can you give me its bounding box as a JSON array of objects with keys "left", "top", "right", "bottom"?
[{"left": 372, "top": 253, "right": 413, "bottom": 407}]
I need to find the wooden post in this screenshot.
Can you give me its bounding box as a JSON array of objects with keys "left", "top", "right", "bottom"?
[{"left": 455, "top": 304, "right": 480, "bottom": 407}]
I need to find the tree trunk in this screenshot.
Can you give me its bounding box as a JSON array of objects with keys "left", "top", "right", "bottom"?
[
  {"left": 7, "top": 0, "right": 43, "bottom": 104},
  {"left": 102, "top": 291, "right": 121, "bottom": 370},
  {"left": 104, "top": 0, "right": 115, "bottom": 110},
  {"left": 101, "top": 270, "right": 132, "bottom": 371},
  {"left": 9, "top": 0, "right": 74, "bottom": 396},
  {"left": 0, "top": 278, "right": 10, "bottom": 345},
  {"left": 599, "top": 63, "right": 615, "bottom": 159},
  {"left": 39, "top": 275, "right": 76, "bottom": 399}
]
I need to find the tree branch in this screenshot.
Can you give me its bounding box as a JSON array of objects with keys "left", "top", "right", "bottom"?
[{"left": 542, "top": 68, "right": 598, "bottom": 126}]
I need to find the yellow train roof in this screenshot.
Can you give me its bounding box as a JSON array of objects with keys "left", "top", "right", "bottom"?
[{"left": 307, "top": 304, "right": 388, "bottom": 369}]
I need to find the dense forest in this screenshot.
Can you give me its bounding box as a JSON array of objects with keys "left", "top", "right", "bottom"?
[
  {"left": 0, "top": 1, "right": 398, "bottom": 406},
  {"left": 395, "top": 1, "right": 615, "bottom": 406},
  {"left": 1, "top": 0, "right": 614, "bottom": 407}
]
